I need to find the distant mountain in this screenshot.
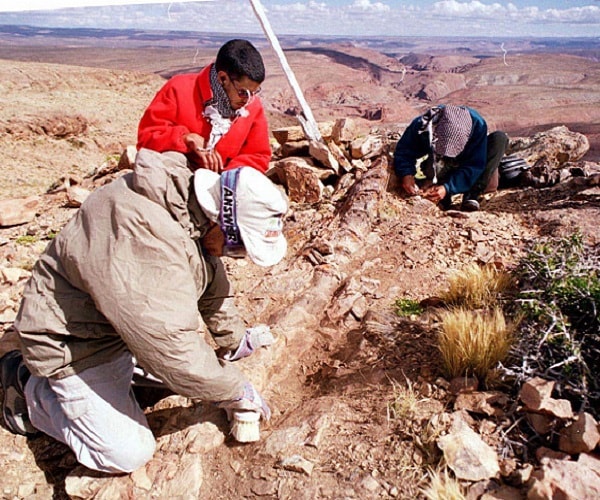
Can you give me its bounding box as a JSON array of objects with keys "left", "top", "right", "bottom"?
[{"left": 0, "top": 24, "right": 598, "bottom": 60}]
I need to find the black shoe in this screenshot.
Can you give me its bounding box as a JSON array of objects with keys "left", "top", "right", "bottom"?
[
  {"left": 461, "top": 199, "right": 480, "bottom": 212},
  {"left": 439, "top": 193, "right": 453, "bottom": 211},
  {"left": 0, "top": 350, "right": 38, "bottom": 436}
]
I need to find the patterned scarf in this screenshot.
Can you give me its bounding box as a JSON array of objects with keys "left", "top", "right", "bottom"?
[
  {"left": 203, "top": 65, "right": 251, "bottom": 150},
  {"left": 418, "top": 105, "right": 472, "bottom": 184},
  {"left": 209, "top": 64, "right": 235, "bottom": 118},
  {"left": 431, "top": 105, "right": 472, "bottom": 158}
]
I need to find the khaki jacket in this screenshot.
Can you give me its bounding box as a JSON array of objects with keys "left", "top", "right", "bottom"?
[{"left": 15, "top": 149, "right": 246, "bottom": 402}]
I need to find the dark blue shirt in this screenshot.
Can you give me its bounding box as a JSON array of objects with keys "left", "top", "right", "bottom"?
[{"left": 393, "top": 106, "right": 488, "bottom": 195}]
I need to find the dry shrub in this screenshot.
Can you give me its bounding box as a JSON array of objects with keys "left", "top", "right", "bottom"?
[
  {"left": 438, "top": 307, "right": 514, "bottom": 380},
  {"left": 421, "top": 468, "right": 466, "bottom": 500},
  {"left": 440, "top": 264, "right": 513, "bottom": 309}
]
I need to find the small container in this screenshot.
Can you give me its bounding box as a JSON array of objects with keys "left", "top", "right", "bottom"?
[{"left": 231, "top": 410, "right": 260, "bottom": 443}]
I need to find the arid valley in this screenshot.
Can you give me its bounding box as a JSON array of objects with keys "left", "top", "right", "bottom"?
[{"left": 0, "top": 25, "right": 599, "bottom": 499}]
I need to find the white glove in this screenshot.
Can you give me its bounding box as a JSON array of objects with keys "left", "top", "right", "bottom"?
[
  {"left": 223, "top": 325, "right": 275, "bottom": 362},
  {"left": 216, "top": 382, "right": 271, "bottom": 421}
]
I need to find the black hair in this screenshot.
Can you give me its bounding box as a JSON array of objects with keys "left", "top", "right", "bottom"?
[{"left": 215, "top": 39, "right": 265, "bottom": 83}]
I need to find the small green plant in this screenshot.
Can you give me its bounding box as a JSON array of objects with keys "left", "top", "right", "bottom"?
[
  {"left": 393, "top": 298, "right": 424, "bottom": 317},
  {"left": 15, "top": 235, "right": 38, "bottom": 245}
]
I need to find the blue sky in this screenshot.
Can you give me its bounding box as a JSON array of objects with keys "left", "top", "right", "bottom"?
[{"left": 1, "top": 1, "right": 599, "bottom": 37}]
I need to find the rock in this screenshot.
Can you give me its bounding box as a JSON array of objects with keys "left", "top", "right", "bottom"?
[
  {"left": 481, "top": 485, "right": 523, "bottom": 499},
  {"left": 454, "top": 391, "right": 508, "bottom": 417},
  {"left": 66, "top": 186, "right": 91, "bottom": 207},
  {"left": 535, "top": 447, "right": 571, "bottom": 463},
  {"left": 437, "top": 412, "right": 500, "bottom": 481},
  {"left": 17, "top": 482, "right": 36, "bottom": 498},
  {"left": 309, "top": 139, "right": 340, "bottom": 173},
  {"left": 360, "top": 473, "right": 381, "bottom": 492},
  {"left": 280, "top": 140, "right": 309, "bottom": 158},
  {"left": 510, "top": 126, "right": 589, "bottom": 168},
  {"left": 272, "top": 122, "right": 334, "bottom": 145},
  {"left": 130, "top": 466, "right": 153, "bottom": 491},
  {"left": 519, "top": 377, "right": 574, "bottom": 419},
  {"left": 528, "top": 457, "right": 600, "bottom": 499},
  {"left": 558, "top": 413, "right": 600, "bottom": 455},
  {"left": 527, "top": 412, "right": 556, "bottom": 435},
  {"left": 0, "top": 309, "right": 17, "bottom": 324},
  {"left": 577, "top": 452, "right": 600, "bottom": 475},
  {"left": 0, "top": 196, "right": 40, "bottom": 227},
  {"left": 159, "top": 454, "right": 203, "bottom": 497},
  {"left": 117, "top": 145, "right": 137, "bottom": 171},
  {"left": 350, "top": 134, "right": 384, "bottom": 160},
  {"left": 277, "top": 455, "right": 314, "bottom": 475},
  {"left": 449, "top": 376, "right": 479, "bottom": 394},
  {"left": 328, "top": 140, "right": 353, "bottom": 172},
  {"left": 264, "top": 426, "right": 308, "bottom": 457},
  {"left": 285, "top": 163, "right": 325, "bottom": 203},
  {"left": 65, "top": 470, "right": 109, "bottom": 499},
  {"left": 505, "top": 463, "right": 534, "bottom": 486},
  {"left": 1, "top": 267, "right": 26, "bottom": 285},
  {"left": 332, "top": 117, "right": 358, "bottom": 144},
  {"left": 34, "top": 112, "right": 88, "bottom": 138},
  {"left": 185, "top": 421, "right": 225, "bottom": 454},
  {"left": 250, "top": 479, "right": 278, "bottom": 496},
  {"left": 304, "top": 413, "right": 331, "bottom": 449}
]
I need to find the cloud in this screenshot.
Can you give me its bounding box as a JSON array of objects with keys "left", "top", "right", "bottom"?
[
  {"left": 348, "top": 0, "right": 391, "bottom": 13},
  {"left": 0, "top": 0, "right": 213, "bottom": 13},
  {"left": 270, "top": 1, "right": 329, "bottom": 14},
  {"left": 430, "top": 1, "right": 600, "bottom": 25},
  {"left": 0, "top": 0, "right": 599, "bottom": 37}
]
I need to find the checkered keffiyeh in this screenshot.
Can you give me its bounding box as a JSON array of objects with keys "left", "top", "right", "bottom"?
[
  {"left": 432, "top": 105, "right": 472, "bottom": 158},
  {"left": 209, "top": 64, "right": 235, "bottom": 118}
]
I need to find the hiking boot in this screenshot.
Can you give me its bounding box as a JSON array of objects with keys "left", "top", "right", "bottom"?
[
  {"left": 0, "top": 350, "right": 38, "bottom": 437},
  {"left": 461, "top": 199, "right": 480, "bottom": 212}
]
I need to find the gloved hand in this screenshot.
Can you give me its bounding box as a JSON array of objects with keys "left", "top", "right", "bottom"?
[
  {"left": 216, "top": 382, "right": 271, "bottom": 421},
  {"left": 222, "top": 325, "right": 275, "bottom": 362}
]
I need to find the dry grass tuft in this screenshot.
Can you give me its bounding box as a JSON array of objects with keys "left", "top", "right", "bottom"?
[
  {"left": 438, "top": 306, "right": 514, "bottom": 380},
  {"left": 421, "top": 468, "right": 466, "bottom": 500},
  {"left": 440, "top": 264, "right": 514, "bottom": 309},
  {"left": 387, "top": 377, "right": 422, "bottom": 421}
]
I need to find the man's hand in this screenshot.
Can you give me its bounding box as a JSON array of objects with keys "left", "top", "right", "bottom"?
[
  {"left": 400, "top": 175, "right": 419, "bottom": 196},
  {"left": 184, "top": 133, "right": 223, "bottom": 172},
  {"left": 422, "top": 185, "right": 447, "bottom": 204}
]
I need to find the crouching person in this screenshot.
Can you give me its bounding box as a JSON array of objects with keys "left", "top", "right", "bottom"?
[
  {"left": 0, "top": 148, "right": 288, "bottom": 473},
  {"left": 394, "top": 104, "right": 508, "bottom": 211}
]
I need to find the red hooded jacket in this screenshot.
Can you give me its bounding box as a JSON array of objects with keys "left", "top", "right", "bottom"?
[{"left": 137, "top": 63, "right": 271, "bottom": 173}]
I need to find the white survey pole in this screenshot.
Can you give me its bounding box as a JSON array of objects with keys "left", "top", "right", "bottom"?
[{"left": 249, "top": 0, "right": 323, "bottom": 142}]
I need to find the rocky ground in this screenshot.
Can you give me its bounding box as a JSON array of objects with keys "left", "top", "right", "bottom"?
[{"left": 0, "top": 46, "right": 600, "bottom": 499}]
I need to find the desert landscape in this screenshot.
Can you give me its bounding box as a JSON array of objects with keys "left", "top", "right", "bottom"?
[{"left": 0, "top": 25, "right": 599, "bottom": 499}]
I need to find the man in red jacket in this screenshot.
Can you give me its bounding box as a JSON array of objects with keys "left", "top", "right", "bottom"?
[{"left": 137, "top": 38, "right": 271, "bottom": 174}]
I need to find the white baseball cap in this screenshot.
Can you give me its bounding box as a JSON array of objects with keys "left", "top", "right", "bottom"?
[{"left": 194, "top": 167, "right": 288, "bottom": 267}]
